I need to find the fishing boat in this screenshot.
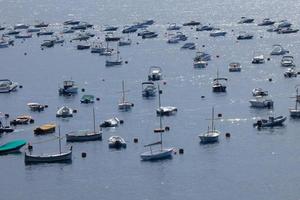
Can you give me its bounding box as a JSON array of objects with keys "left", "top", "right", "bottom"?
[
  {"left": 199, "top": 107, "right": 220, "bottom": 144},
  {"left": 0, "top": 79, "right": 18, "bottom": 93},
  {"left": 142, "top": 81, "right": 157, "bottom": 97},
  {"left": 80, "top": 95, "right": 94, "bottom": 104},
  {"left": 34, "top": 123, "right": 56, "bottom": 135},
  {"left": 228, "top": 62, "right": 241, "bottom": 72},
  {"left": 148, "top": 66, "right": 162, "bottom": 81},
  {"left": 25, "top": 126, "right": 72, "bottom": 164},
  {"left": 108, "top": 136, "right": 127, "bottom": 148},
  {"left": 270, "top": 44, "right": 289, "bottom": 55},
  {"left": 27, "top": 103, "right": 45, "bottom": 112},
  {"left": 284, "top": 68, "right": 297, "bottom": 78},
  {"left": 140, "top": 97, "right": 174, "bottom": 161},
  {"left": 58, "top": 80, "right": 78, "bottom": 95},
  {"left": 66, "top": 107, "right": 102, "bottom": 142},
  {"left": 252, "top": 88, "right": 268, "bottom": 96},
  {"left": 281, "top": 56, "right": 295, "bottom": 67},
  {"left": 118, "top": 81, "right": 134, "bottom": 111},
  {"left": 10, "top": 115, "right": 34, "bottom": 126},
  {"left": 212, "top": 70, "right": 227, "bottom": 93},
  {"left": 156, "top": 85, "right": 177, "bottom": 116},
  {"left": 0, "top": 140, "right": 26, "bottom": 154},
  {"left": 289, "top": 88, "right": 300, "bottom": 118},
  {"left": 249, "top": 96, "right": 273, "bottom": 108},
  {"left": 253, "top": 116, "right": 286, "bottom": 128},
  {"left": 100, "top": 117, "right": 122, "bottom": 128},
  {"left": 56, "top": 106, "right": 73, "bottom": 118}
]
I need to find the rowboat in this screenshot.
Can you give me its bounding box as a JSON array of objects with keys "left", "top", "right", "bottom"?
[{"left": 0, "top": 140, "right": 26, "bottom": 154}]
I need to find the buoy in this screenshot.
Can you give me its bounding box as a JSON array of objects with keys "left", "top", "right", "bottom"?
[
  {"left": 96, "top": 97, "right": 100, "bottom": 101},
  {"left": 218, "top": 113, "right": 222, "bottom": 117},
  {"left": 260, "top": 36, "right": 263, "bottom": 38},
  {"left": 163, "top": 81, "right": 167, "bottom": 85},
  {"left": 81, "top": 88, "right": 85, "bottom": 92},
  {"left": 29, "top": 119, "right": 34, "bottom": 124},
  {"left": 201, "top": 95, "right": 205, "bottom": 99},
  {"left": 133, "top": 138, "right": 138, "bottom": 143},
  {"left": 73, "top": 109, "right": 77, "bottom": 113},
  {"left": 125, "top": 61, "right": 128, "bottom": 64},
  {"left": 19, "top": 85, "right": 23, "bottom": 88},
  {"left": 216, "top": 55, "right": 220, "bottom": 58},
  {"left": 119, "top": 120, "right": 124, "bottom": 124},
  {"left": 81, "top": 152, "right": 87, "bottom": 158},
  {"left": 131, "top": 103, "right": 134, "bottom": 107},
  {"left": 225, "top": 133, "right": 231, "bottom": 138},
  {"left": 268, "top": 78, "right": 272, "bottom": 82},
  {"left": 196, "top": 37, "right": 198, "bottom": 39},
  {"left": 24, "top": 52, "right": 27, "bottom": 56},
  {"left": 267, "top": 58, "right": 270, "bottom": 61},
  {"left": 191, "top": 27, "right": 193, "bottom": 30},
  {"left": 231, "top": 29, "right": 234, "bottom": 32},
  {"left": 28, "top": 143, "right": 33, "bottom": 150},
  {"left": 41, "top": 48, "right": 44, "bottom": 50},
  {"left": 202, "top": 45, "right": 205, "bottom": 47},
  {"left": 4, "top": 114, "right": 9, "bottom": 118},
  {"left": 165, "top": 126, "right": 170, "bottom": 131},
  {"left": 136, "top": 42, "right": 139, "bottom": 45},
  {"left": 45, "top": 105, "right": 48, "bottom": 108},
  {"left": 61, "top": 44, "right": 63, "bottom": 47},
  {"left": 102, "top": 79, "right": 105, "bottom": 81},
  {"left": 179, "top": 148, "right": 184, "bottom": 154}
]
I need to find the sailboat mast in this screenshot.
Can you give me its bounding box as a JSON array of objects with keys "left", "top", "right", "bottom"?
[
  {"left": 158, "top": 84, "right": 163, "bottom": 150},
  {"left": 58, "top": 125, "right": 61, "bottom": 154},
  {"left": 211, "top": 107, "right": 214, "bottom": 131},
  {"left": 296, "top": 88, "right": 298, "bottom": 110},
  {"left": 122, "top": 80, "right": 125, "bottom": 103},
  {"left": 158, "top": 84, "right": 161, "bottom": 108},
  {"left": 93, "top": 106, "right": 96, "bottom": 133}
]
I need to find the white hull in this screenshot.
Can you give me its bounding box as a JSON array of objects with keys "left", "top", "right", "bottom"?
[
  {"left": 140, "top": 148, "right": 173, "bottom": 161},
  {"left": 199, "top": 131, "right": 220, "bottom": 144},
  {"left": 290, "top": 109, "right": 300, "bottom": 118}
]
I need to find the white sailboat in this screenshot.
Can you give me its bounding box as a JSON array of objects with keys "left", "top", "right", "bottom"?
[
  {"left": 199, "top": 107, "right": 220, "bottom": 144},
  {"left": 25, "top": 125, "right": 72, "bottom": 164},
  {"left": 141, "top": 84, "right": 174, "bottom": 161},
  {"left": 289, "top": 88, "right": 300, "bottom": 118},
  {"left": 105, "top": 46, "right": 122, "bottom": 67},
  {"left": 66, "top": 107, "right": 102, "bottom": 142},
  {"left": 118, "top": 80, "right": 133, "bottom": 111}
]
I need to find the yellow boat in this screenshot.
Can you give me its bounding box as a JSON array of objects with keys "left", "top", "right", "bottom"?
[{"left": 34, "top": 123, "right": 56, "bottom": 135}]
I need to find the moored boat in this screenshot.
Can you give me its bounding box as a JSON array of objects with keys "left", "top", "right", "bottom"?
[{"left": 0, "top": 140, "right": 26, "bottom": 154}]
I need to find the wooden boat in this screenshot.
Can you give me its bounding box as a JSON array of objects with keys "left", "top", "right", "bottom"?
[
  {"left": 25, "top": 126, "right": 72, "bottom": 164},
  {"left": 34, "top": 123, "right": 56, "bottom": 135},
  {"left": 0, "top": 140, "right": 26, "bottom": 154},
  {"left": 66, "top": 107, "right": 102, "bottom": 142}
]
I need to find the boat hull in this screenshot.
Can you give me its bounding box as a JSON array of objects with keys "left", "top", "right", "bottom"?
[
  {"left": 140, "top": 148, "right": 173, "bottom": 161},
  {"left": 66, "top": 133, "right": 102, "bottom": 142},
  {"left": 25, "top": 150, "right": 72, "bottom": 164}
]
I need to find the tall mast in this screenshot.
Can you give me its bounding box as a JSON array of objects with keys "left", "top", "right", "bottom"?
[
  {"left": 158, "top": 84, "right": 163, "bottom": 150},
  {"left": 296, "top": 88, "right": 298, "bottom": 110},
  {"left": 211, "top": 107, "right": 214, "bottom": 131},
  {"left": 93, "top": 106, "right": 96, "bottom": 133},
  {"left": 122, "top": 80, "right": 125, "bottom": 103},
  {"left": 58, "top": 125, "right": 61, "bottom": 154}
]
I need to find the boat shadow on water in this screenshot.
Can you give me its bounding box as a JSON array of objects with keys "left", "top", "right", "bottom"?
[{"left": 25, "top": 159, "right": 72, "bottom": 165}]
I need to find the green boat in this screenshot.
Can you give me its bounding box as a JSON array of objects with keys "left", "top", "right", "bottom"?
[
  {"left": 80, "top": 95, "right": 95, "bottom": 104},
  {"left": 0, "top": 140, "right": 27, "bottom": 154}
]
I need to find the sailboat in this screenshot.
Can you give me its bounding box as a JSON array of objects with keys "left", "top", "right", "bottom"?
[
  {"left": 156, "top": 84, "right": 177, "bottom": 116},
  {"left": 140, "top": 84, "right": 174, "bottom": 161},
  {"left": 105, "top": 46, "right": 122, "bottom": 67},
  {"left": 199, "top": 107, "right": 220, "bottom": 144},
  {"left": 118, "top": 80, "right": 134, "bottom": 111},
  {"left": 66, "top": 107, "right": 102, "bottom": 142},
  {"left": 25, "top": 125, "right": 72, "bottom": 163},
  {"left": 289, "top": 88, "right": 300, "bottom": 118},
  {"left": 212, "top": 70, "right": 227, "bottom": 93}
]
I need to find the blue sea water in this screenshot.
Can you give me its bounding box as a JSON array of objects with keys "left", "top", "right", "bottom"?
[{"left": 1, "top": 0, "right": 300, "bottom": 199}]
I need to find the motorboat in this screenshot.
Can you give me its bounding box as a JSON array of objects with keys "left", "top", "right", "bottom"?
[
  {"left": 80, "top": 95, "right": 94, "bottom": 104},
  {"left": 58, "top": 80, "right": 78, "bottom": 95},
  {"left": 194, "top": 51, "right": 211, "bottom": 62},
  {"left": 139, "top": 19, "right": 155, "bottom": 26},
  {"left": 63, "top": 20, "right": 80, "bottom": 25},
  {"left": 15, "top": 32, "right": 32, "bottom": 39},
  {"left": 14, "top": 23, "right": 29, "bottom": 30},
  {"left": 71, "top": 24, "right": 87, "bottom": 30},
  {"left": 25, "top": 127, "right": 72, "bottom": 164},
  {"left": 0, "top": 140, "right": 26, "bottom": 154},
  {"left": 281, "top": 56, "right": 295, "bottom": 67},
  {"left": 0, "top": 41, "right": 9, "bottom": 48},
  {"left": 199, "top": 107, "right": 220, "bottom": 144},
  {"left": 212, "top": 70, "right": 227, "bottom": 93},
  {"left": 142, "top": 81, "right": 156, "bottom": 97},
  {"left": 99, "top": 48, "right": 113, "bottom": 56},
  {"left": 142, "top": 32, "right": 158, "bottom": 39},
  {"left": 27, "top": 103, "right": 45, "bottom": 112},
  {"left": 167, "top": 32, "right": 187, "bottom": 43},
  {"left": 122, "top": 26, "right": 138, "bottom": 34},
  {"left": 100, "top": 117, "right": 122, "bottom": 128},
  {"left": 183, "top": 20, "right": 201, "bottom": 26},
  {"left": 118, "top": 38, "right": 132, "bottom": 46},
  {"left": 4, "top": 29, "right": 20, "bottom": 35},
  {"left": 270, "top": 44, "right": 289, "bottom": 55},
  {"left": 105, "top": 53, "right": 123, "bottom": 67},
  {"left": 181, "top": 42, "right": 196, "bottom": 50},
  {"left": 103, "top": 25, "right": 118, "bottom": 31},
  {"left": 90, "top": 43, "right": 106, "bottom": 53},
  {"left": 148, "top": 66, "right": 162, "bottom": 81},
  {"left": 51, "top": 36, "right": 65, "bottom": 44},
  {"left": 118, "top": 81, "right": 134, "bottom": 111},
  {"left": 10, "top": 115, "right": 34, "bottom": 126},
  {"left": 108, "top": 136, "right": 127, "bottom": 148},
  {"left": 249, "top": 96, "right": 273, "bottom": 108},
  {"left": 253, "top": 116, "right": 286, "bottom": 128},
  {"left": 37, "top": 30, "right": 54, "bottom": 36},
  {"left": 209, "top": 30, "right": 227, "bottom": 37},
  {"left": 167, "top": 23, "right": 181, "bottom": 31},
  {"left": 77, "top": 44, "right": 90, "bottom": 50},
  {"left": 228, "top": 62, "right": 241, "bottom": 72},
  {"left": 290, "top": 88, "right": 300, "bottom": 118},
  {"left": 284, "top": 68, "right": 297, "bottom": 78},
  {"left": 277, "top": 20, "right": 292, "bottom": 29},
  {"left": 156, "top": 106, "right": 178, "bottom": 116},
  {"left": 257, "top": 18, "right": 275, "bottom": 26},
  {"left": 61, "top": 28, "right": 75, "bottom": 34},
  {"left": 0, "top": 124, "right": 14, "bottom": 134},
  {"left": 41, "top": 40, "right": 54, "bottom": 48},
  {"left": 267, "top": 25, "right": 280, "bottom": 32},
  {"left": 66, "top": 107, "right": 102, "bottom": 142},
  {"left": 71, "top": 33, "right": 91, "bottom": 41},
  {"left": 0, "top": 79, "right": 18, "bottom": 93},
  {"left": 27, "top": 27, "right": 40, "bottom": 33},
  {"left": 278, "top": 27, "right": 299, "bottom": 34},
  {"left": 34, "top": 22, "right": 49, "bottom": 28},
  {"left": 252, "top": 54, "right": 265, "bottom": 64},
  {"left": 252, "top": 88, "right": 268, "bottom": 96},
  {"left": 34, "top": 123, "right": 56, "bottom": 135},
  {"left": 237, "top": 32, "right": 253, "bottom": 40},
  {"left": 56, "top": 106, "right": 73, "bottom": 118},
  {"left": 105, "top": 32, "right": 121, "bottom": 42},
  {"left": 196, "top": 25, "right": 218, "bottom": 31},
  {"left": 193, "top": 60, "right": 208, "bottom": 68},
  {"left": 238, "top": 17, "right": 254, "bottom": 24},
  {"left": 141, "top": 89, "right": 174, "bottom": 161},
  {"left": 137, "top": 29, "right": 152, "bottom": 37}
]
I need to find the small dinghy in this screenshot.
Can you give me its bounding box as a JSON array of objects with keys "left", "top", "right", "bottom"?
[
  {"left": 252, "top": 88, "right": 268, "bottom": 96},
  {"left": 108, "top": 136, "right": 127, "bottom": 149},
  {"left": 10, "top": 115, "right": 34, "bottom": 126},
  {"left": 27, "top": 103, "right": 46, "bottom": 112},
  {"left": 80, "top": 95, "right": 94, "bottom": 104},
  {"left": 0, "top": 140, "right": 26, "bottom": 154},
  {"left": 56, "top": 106, "right": 73, "bottom": 118},
  {"left": 253, "top": 116, "right": 286, "bottom": 128},
  {"left": 100, "top": 117, "right": 122, "bottom": 128}
]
